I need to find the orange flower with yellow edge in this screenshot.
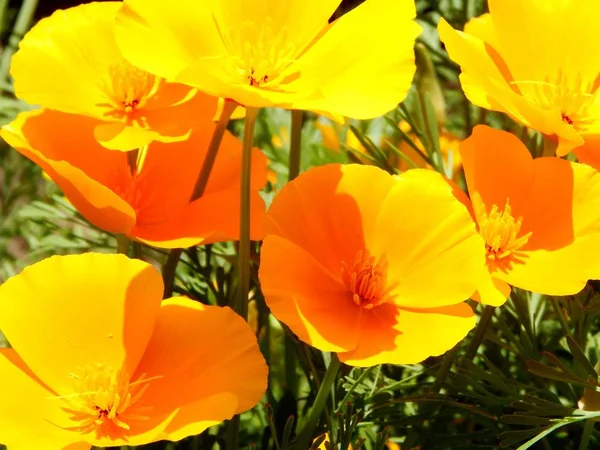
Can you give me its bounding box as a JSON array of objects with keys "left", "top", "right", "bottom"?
[
  {"left": 1, "top": 109, "right": 268, "bottom": 248},
  {"left": 259, "top": 164, "right": 486, "bottom": 366},
  {"left": 115, "top": 0, "right": 421, "bottom": 119},
  {"left": 458, "top": 126, "right": 600, "bottom": 306},
  {"left": 0, "top": 253, "right": 267, "bottom": 448},
  {"left": 11, "top": 2, "right": 209, "bottom": 151},
  {"left": 438, "top": 0, "right": 600, "bottom": 163}
]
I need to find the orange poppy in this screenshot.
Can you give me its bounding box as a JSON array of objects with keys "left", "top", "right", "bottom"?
[
  {"left": 11, "top": 2, "right": 209, "bottom": 151},
  {"left": 458, "top": 126, "right": 600, "bottom": 306},
  {"left": 438, "top": 0, "right": 600, "bottom": 162},
  {"left": 259, "top": 164, "right": 486, "bottom": 366},
  {"left": 1, "top": 109, "right": 268, "bottom": 248},
  {"left": 115, "top": 0, "right": 421, "bottom": 120},
  {"left": 0, "top": 252, "right": 267, "bottom": 448}
]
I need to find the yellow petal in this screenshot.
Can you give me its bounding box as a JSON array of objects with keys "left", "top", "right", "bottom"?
[
  {"left": 116, "top": 0, "right": 226, "bottom": 82},
  {"left": 11, "top": 2, "right": 121, "bottom": 119},
  {"left": 472, "top": 274, "right": 511, "bottom": 307},
  {"left": 339, "top": 303, "right": 476, "bottom": 366},
  {"left": 0, "top": 253, "right": 163, "bottom": 396},
  {"left": 290, "top": 0, "right": 421, "bottom": 118},
  {"left": 371, "top": 169, "right": 487, "bottom": 308},
  {"left": 0, "top": 349, "right": 89, "bottom": 450}
]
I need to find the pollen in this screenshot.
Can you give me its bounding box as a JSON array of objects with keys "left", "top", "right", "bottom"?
[
  {"left": 512, "top": 70, "right": 600, "bottom": 132},
  {"left": 473, "top": 193, "right": 532, "bottom": 273},
  {"left": 104, "top": 60, "right": 160, "bottom": 115},
  {"left": 57, "top": 364, "right": 156, "bottom": 437},
  {"left": 225, "top": 18, "right": 298, "bottom": 88},
  {"left": 341, "top": 250, "right": 397, "bottom": 309}
]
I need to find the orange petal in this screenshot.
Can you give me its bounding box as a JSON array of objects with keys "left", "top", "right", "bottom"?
[
  {"left": 497, "top": 159, "right": 600, "bottom": 296},
  {"left": 1, "top": 110, "right": 136, "bottom": 234},
  {"left": 260, "top": 235, "right": 362, "bottom": 352},
  {"left": 574, "top": 135, "right": 600, "bottom": 171},
  {"left": 266, "top": 164, "right": 397, "bottom": 278},
  {"left": 127, "top": 128, "right": 267, "bottom": 247},
  {"left": 370, "top": 169, "right": 487, "bottom": 308},
  {"left": 339, "top": 303, "right": 476, "bottom": 366},
  {"left": 0, "top": 349, "right": 90, "bottom": 450},
  {"left": 460, "top": 125, "right": 534, "bottom": 218},
  {"left": 0, "top": 253, "right": 163, "bottom": 396},
  {"left": 134, "top": 298, "right": 266, "bottom": 419}
]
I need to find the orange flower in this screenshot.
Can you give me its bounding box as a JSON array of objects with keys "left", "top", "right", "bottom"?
[
  {"left": 0, "top": 253, "right": 267, "bottom": 448},
  {"left": 438, "top": 1, "right": 600, "bottom": 161},
  {"left": 11, "top": 2, "right": 209, "bottom": 151},
  {"left": 115, "top": 0, "right": 421, "bottom": 120},
  {"left": 259, "top": 164, "right": 486, "bottom": 366},
  {"left": 1, "top": 109, "right": 267, "bottom": 248},
  {"left": 458, "top": 126, "right": 600, "bottom": 306}
]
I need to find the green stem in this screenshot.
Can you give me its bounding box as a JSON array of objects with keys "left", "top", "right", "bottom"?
[
  {"left": 295, "top": 354, "right": 342, "bottom": 449},
  {"left": 224, "top": 416, "right": 241, "bottom": 450},
  {"left": 463, "top": 305, "right": 495, "bottom": 361},
  {"left": 116, "top": 235, "right": 130, "bottom": 255},
  {"left": 233, "top": 106, "right": 259, "bottom": 320},
  {"left": 551, "top": 298, "right": 572, "bottom": 338},
  {"left": 289, "top": 110, "right": 303, "bottom": 181},
  {"left": 0, "top": 0, "right": 38, "bottom": 84},
  {"left": 431, "top": 344, "right": 460, "bottom": 393},
  {"left": 284, "top": 109, "right": 304, "bottom": 397},
  {"left": 161, "top": 100, "right": 236, "bottom": 298},
  {"left": 162, "top": 248, "right": 183, "bottom": 298},
  {"left": 190, "top": 99, "right": 238, "bottom": 201},
  {"left": 578, "top": 420, "right": 594, "bottom": 450}
]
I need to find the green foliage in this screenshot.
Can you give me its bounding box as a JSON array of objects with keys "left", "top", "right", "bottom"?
[{"left": 2, "top": 0, "right": 600, "bottom": 449}]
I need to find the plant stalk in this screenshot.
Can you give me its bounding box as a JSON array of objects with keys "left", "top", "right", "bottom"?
[
  {"left": 295, "top": 354, "right": 342, "bottom": 449},
  {"left": 232, "top": 106, "right": 258, "bottom": 320}
]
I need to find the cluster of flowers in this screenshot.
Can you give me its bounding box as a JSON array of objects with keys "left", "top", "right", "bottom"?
[{"left": 1, "top": 0, "right": 600, "bottom": 448}]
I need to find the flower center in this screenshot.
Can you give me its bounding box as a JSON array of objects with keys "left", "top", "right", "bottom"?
[
  {"left": 512, "top": 70, "right": 600, "bottom": 132},
  {"left": 58, "top": 364, "right": 156, "bottom": 437},
  {"left": 472, "top": 194, "right": 532, "bottom": 272},
  {"left": 103, "top": 61, "right": 159, "bottom": 116},
  {"left": 341, "top": 250, "right": 397, "bottom": 309},
  {"left": 226, "top": 19, "right": 298, "bottom": 88}
]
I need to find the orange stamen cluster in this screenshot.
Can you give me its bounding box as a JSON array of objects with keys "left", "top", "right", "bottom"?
[
  {"left": 341, "top": 250, "right": 396, "bottom": 309},
  {"left": 473, "top": 194, "right": 532, "bottom": 272},
  {"left": 105, "top": 61, "right": 159, "bottom": 115}
]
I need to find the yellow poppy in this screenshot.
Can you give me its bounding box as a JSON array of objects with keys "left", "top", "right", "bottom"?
[
  {"left": 259, "top": 164, "right": 486, "bottom": 366},
  {"left": 438, "top": 0, "right": 600, "bottom": 160},
  {"left": 0, "top": 253, "right": 267, "bottom": 448},
  {"left": 11, "top": 2, "right": 209, "bottom": 151},
  {"left": 459, "top": 126, "right": 600, "bottom": 306},
  {"left": 115, "top": 0, "right": 421, "bottom": 119}
]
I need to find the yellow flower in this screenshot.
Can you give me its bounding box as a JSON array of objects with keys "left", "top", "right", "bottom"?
[
  {"left": 438, "top": 0, "right": 600, "bottom": 161},
  {"left": 11, "top": 2, "right": 210, "bottom": 151},
  {"left": 115, "top": 0, "right": 421, "bottom": 120},
  {"left": 0, "top": 253, "right": 267, "bottom": 448}
]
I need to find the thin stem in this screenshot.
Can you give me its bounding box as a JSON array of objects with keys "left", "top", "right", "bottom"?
[
  {"left": 578, "top": 420, "right": 594, "bottom": 450},
  {"left": 284, "top": 109, "right": 304, "bottom": 398},
  {"left": 224, "top": 416, "right": 241, "bottom": 450},
  {"left": 232, "top": 106, "right": 259, "bottom": 320},
  {"left": 431, "top": 344, "right": 460, "bottom": 393},
  {"left": 116, "top": 235, "right": 130, "bottom": 255},
  {"left": 289, "top": 110, "right": 304, "bottom": 181},
  {"left": 463, "top": 305, "right": 495, "bottom": 361},
  {"left": 295, "top": 354, "right": 342, "bottom": 449},
  {"left": 0, "top": 0, "right": 38, "bottom": 84},
  {"left": 551, "top": 298, "right": 573, "bottom": 338},
  {"left": 191, "top": 99, "right": 238, "bottom": 201},
  {"left": 336, "top": 366, "right": 375, "bottom": 414},
  {"left": 161, "top": 248, "right": 183, "bottom": 298},
  {"left": 161, "top": 100, "right": 237, "bottom": 297}
]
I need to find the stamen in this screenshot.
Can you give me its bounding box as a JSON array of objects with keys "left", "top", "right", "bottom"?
[
  {"left": 472, "top": 193, "right": 531, "bottom": 273},
  {"left": 341, "top": 250, "right": 397, "bottom": 309},
  {"left": 102, "top": 61, "right": 160, "bottom": 116}
]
